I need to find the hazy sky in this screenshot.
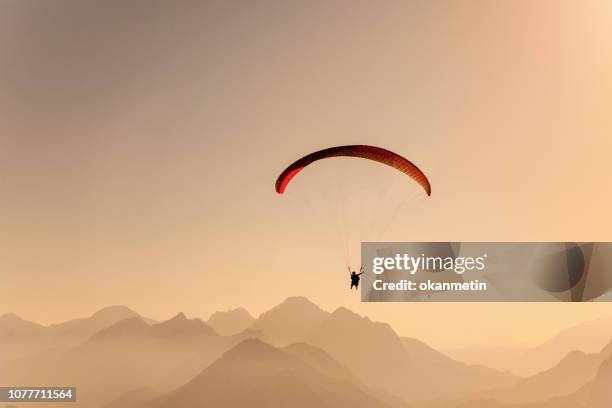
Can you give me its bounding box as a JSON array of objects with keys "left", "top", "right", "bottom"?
[{"left": 2, "top": 0, "right": 612, "bottom": 348}]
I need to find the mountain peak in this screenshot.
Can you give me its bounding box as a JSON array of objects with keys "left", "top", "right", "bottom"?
[
  {"left": 152, "top": 313, "right": 216, "bottom": 338},
  {"left": 234, "top": 327, "right": 267, "bottom": 338},
  {"left": 261, "top": 296, "right": 327, "bottom": 317},
  {"left": 209, "top": 307, "right": 252, "bottom": 319},
  {"left": 208, "top": 308, "right": 255, "bottom": 336},
  {"left": 331, "top": 306, "right": 363, "bottom": 319},
  {"left": 327, "top": 307, "right": 393, "bottom": 331},
  {"left": 232, "top": 337, "right": 273, "bottom": 352},
  {"left": 253, "top": 297, "right": 328, "bottom": 345},
  {"left": 0, "top": 313, "right": 45, "bottom": 331},
  {"left": 601, "top": 339, "right": 612, "bottom": 355},
  {"left": 170, "top": 312, "right": 187, "bottom": 321},
  {"left": 90, "top": 305, "right": 140, "bottom": 321},
  {"left": 562, "top": 349, "right": 588, "bottom": 362},
  {"left": 0, "top": 312, "right": 25, "bottom": 322},
  {"left": 92, "top": 305, "right": 136, "bottom": 315},
  {"left": 283, "top": 295, "right": 315, "bottom": 303},
  {"left": 271, "top": 296, "right": 323, "bottom": 312},
  {"left": 200, "top": 338, "right": 294, "bottom": 372},
  {"left": 161, "top": 336, "right": 390, "bottom": 408}
]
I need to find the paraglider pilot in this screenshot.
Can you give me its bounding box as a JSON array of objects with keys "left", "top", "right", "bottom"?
[{"left": 349, "top": 266, "right": 364, "bottom": 290}]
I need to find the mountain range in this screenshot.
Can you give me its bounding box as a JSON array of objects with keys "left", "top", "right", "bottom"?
[
  {"left": 445, "top": 316, "right": 612, "bottom": 376},
  {"left": 2, "top": 297, "right": 611, "bottom": 408},
  {"left": 0, "top": 305, "right": 151, "bottom": 360}
]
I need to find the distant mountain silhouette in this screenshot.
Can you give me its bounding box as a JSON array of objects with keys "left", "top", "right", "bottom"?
[
  {"left": 445, "top": 317, "right": 612, "bottom": 377},
  {"left": 284, "top": 342, "right": 356, "bottom": 379},
  {"left": 589, "top": 354, "right": 612, "bottom": 407},
  {"left": 4, "top": 313, "right": 224, "bottom": 407},
  {"left": 303, "top": 306, "right": 517, "bottom": 404},
  {"left": 87, "top": 317, "right": 151, "bottom": 343},
  {"left": 47, "top": 306, "right": 150, "bottom": 344},
  {"left": 208, "top": 307, "right": 255, "bottom": 335},
  {"left": 0, "top": 313, "right": 46, "bottom": 360},
  {"left": 442, "top": 345, "right": 528, "bottom": 373},
  {"left": 509, "top": 317, "right": 612, "bottom": 376},
  {"left": 82, "top": 312, "right": 217, "bottom": 347},
  {"left": 284, "top": 342, "right": 408, "bottom": 408},
  {"left": 401, "top": 336, "right": 464, "bottom": 365},
  {"left": 0, "top": 306, "right": 149, "bottom": 360},
  {"left": 53, "top": 305, "right": 147, "bottom": 328},
  {"left": 0, "top": 313, "right": 45, "bottom": 334},
  {"left": 457, "top": 354, "right": 612, "bottom": 408},
  {"left": 600, "top": 339, "right": 612, "bottom": 356},
  {"left": 304, "top": 306, "right": 407, "bottom": 386},
  {"left": 150, "top": 313, "right": 216, "bottom": 339},
  {"left": 477, "top": 340, "right": 612, "bottom": 405},
  {"left": 153, "top": 339, "right": 400, "bottom": 408},
  {"left": 484, "top": 350, "right": 601, "bottom": 404},
  {"left": 253, "top": 296, "right": 328, "bottom": 345},
  {"left": 228, "top": 327, "right": 272, "bottom": 345}
]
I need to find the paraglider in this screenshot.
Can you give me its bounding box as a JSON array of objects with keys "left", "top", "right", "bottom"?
[
  {"left": 275, "top": 145, "right": 431, "bottom": 195},
  {"left": 275, "top": 145, "right": 431, "bottom": 291},
  {"left": 349, "top": 266, "right": 364, "bottom": 290}
]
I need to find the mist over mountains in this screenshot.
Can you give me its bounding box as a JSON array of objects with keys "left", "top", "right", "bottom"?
[
  {"left": 0, "top": 305, "right": 146, "bottom": 360},
  {"left": 445, "top": 316, "right": 612, "bottom": 377},
  {"left": 1, "top": 297, "right": 611, "bottom": 408}
]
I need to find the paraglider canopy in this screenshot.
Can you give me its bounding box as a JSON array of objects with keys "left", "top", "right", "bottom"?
[{"left": 275, "top": 145, "right": 431, "bottom": 196}]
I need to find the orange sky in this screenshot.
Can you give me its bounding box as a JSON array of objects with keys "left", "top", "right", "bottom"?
[{"left": 1, "top": 0, "right": 612, "bottom": 348}]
